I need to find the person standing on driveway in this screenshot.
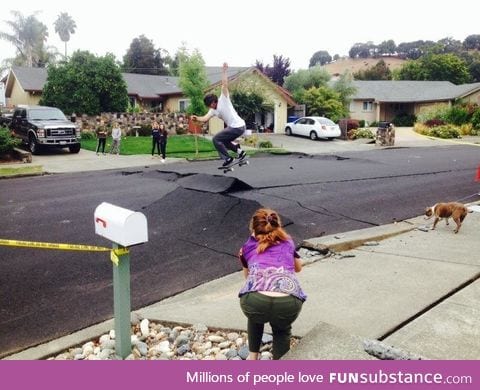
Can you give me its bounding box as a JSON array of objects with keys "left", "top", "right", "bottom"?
[
  {"left": 158, "top": 122, "right": 168, "bottom": 163},
  {"left": 96, "top": 120, "right": 107, "bottom": 155},
  {"left": 238, "top": 208, "right": 306, "bottom": 360},
  {"left": 191, "top": 62, "right": 246, "bottom": 167},
  {"left": 110, "top": 122, "right": 121, "bottom": 155}
]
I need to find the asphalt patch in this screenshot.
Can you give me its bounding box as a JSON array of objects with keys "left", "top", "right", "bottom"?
[{"left": 177, "top": 173, "right": 253, "bottom": 193}]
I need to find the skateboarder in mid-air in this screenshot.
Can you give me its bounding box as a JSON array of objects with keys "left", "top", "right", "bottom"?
[{"left": 191, "top": 62, "right": 247, "bottom": 167}]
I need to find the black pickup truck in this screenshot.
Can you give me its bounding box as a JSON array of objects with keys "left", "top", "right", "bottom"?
[{"left": 10, "top": 105, "right": 81, "bottom": 154}]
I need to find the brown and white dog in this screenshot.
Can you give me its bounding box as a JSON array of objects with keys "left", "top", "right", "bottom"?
[{"left": 424, "top": 202, "right": 468, "bottom": 233}]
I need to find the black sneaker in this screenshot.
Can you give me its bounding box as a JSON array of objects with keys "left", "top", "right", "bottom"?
[
  {"left": 222, "top": 157, "right": 234, "bottom": 167},
  {"left": 237, "top": 150, "right": 247, "bottom": 161}
]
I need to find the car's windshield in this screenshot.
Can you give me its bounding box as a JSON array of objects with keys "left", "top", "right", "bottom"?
[{"left": 29, "top": 108, "right": 66, "bottom": 121}]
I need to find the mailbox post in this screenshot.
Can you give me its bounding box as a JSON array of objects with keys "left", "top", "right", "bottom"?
[{"left": 94, "top": 202, "right": 148, "bottom": 359}]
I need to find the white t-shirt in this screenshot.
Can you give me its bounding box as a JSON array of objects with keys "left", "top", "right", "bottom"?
[
  {"left": 208, "top": 93, "right": 245, "bottom": 128},
  {"left": 111, "top": 127, "right": 121, "bottom": 140}
]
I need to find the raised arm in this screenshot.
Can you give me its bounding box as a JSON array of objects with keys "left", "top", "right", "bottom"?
[{"left": 221, "top": 62, "right": 229, "bottom": 97}]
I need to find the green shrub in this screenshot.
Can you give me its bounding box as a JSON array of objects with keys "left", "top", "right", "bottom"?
[
  {"left": 350, "top": 128, "right": 375, "bottom": 139},
  {"left": 80, "top": 130, "right": 96, "bottom": 140},
  {"left": 472, "top": 109, "right": 480, "bottom": 129},
  {"left": 413, "top": 123, "right": 430, "bottom": 135},
  {"left": 459, "top": 123, "right": 473, "bottom": 136},
  {"left": 444, "top": 106, "right": 470, "bottom": 125},
  {"left": 243, "top": 134, "right": 258, "bottom": 147},
  {"left": 392, "top": 113, "right": 416, "bottom": 126},
  {"left": 258, "top": 140, "right": 273, "bottom": 148},
  {"left": 429, "top": 125, "right": 461, "bottom": 139},
  {"left": 416, "top": 106, "right": 450, "bottom": 124},
  {"left": 0, "top": 127, "right": 21, "bottom": 154}
]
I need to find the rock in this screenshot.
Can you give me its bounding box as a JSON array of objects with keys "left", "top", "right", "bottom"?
[
  {"left": 208, "top": 335, "right": 225, "bottom": 343},
  {"left": 238, "top": 345, "right": 249, "bottom": 360},
  {"left": 140, "top": 318, "right": 150, "bottom": 337}
]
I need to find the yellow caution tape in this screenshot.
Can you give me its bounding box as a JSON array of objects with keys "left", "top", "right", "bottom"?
[{"left": 0, "top": 239, "right": 129, "bottom": 266}]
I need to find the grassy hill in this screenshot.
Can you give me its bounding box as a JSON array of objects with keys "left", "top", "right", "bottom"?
[{"left": 322, "top": 57, "right": 406, "bottom": 76}]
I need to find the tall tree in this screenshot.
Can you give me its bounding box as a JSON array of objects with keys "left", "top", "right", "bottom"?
[
  {"left": 309, "top": 50, "right": 332, "bottom": 67},
  {"left": 54, "top": 12, "right": 76, "bottom": 59},
  {"left": 397, "top": 53, "right": 471, "bottom": 84},
  {"left": 463, "top": 34, "right": 480, "bottom": 50},
  {"left": 0, "top": 10, "right": 49, "bottom": 67},
  {"left": 283, "top": 66, "right": 330, "bottom": 96},
  {"left": 178, "top": 48, "right": 209, "bottom": 115},
  {"left": 122, "top": 35, "right": 167, "bottom": 75},
  {"left": 40, "top": 51, "right": 128, "bottom": 115},
  {"left": 255, "top": 54, "right": 291, "bottom": 86},
  {"left": 354, "top": 59, "right": 392, "bottom": 80}
]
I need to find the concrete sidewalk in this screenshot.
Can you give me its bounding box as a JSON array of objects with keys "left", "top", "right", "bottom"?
[{"left": 7, "top": 204, "right": 479, "bottom": 360}]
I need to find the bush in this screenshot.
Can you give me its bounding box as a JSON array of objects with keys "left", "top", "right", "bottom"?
[
  {"left": 338, "top": 119, "right": 360, "bottom": 131},
  {"left": 413, "top": 123, "right": 430, "bottom": 135},
  {"left": 471, "top": 109, "right": 480, "bottom": 129},
  {"left": 258, "top": 140, "right": 273, "bottom": 148},
  {"left": 392, "top": 113, "right": 416, "bottom": 126},
  {"left": 429, "top": 125, "right": 461, "bottom": 139},
  {"left": 416, "top": 106, "right": 450, "bottom": 124},
  {"left": 358, "top": 119, "right": 366, "bottom": 128},
  {"left": 349, "top": 128, "right": 375, "bottom": 139},
  {"left": 424, "top": 119, "right": 446, "bottom": 127},
  {"left": 80, "top": 130, "right": 96, "bottom": 140},
  {"left": 459, "top": 123, "right": 473, "bottom": 136},
  {"left": 243, "top": 134, "right": 258, "bottom": 147},
  {"left": 444, "top": 106, "right": 470, "bottom": 125},
  {"left": 0, "top": 127, "right": 21, "bottom": 154}
]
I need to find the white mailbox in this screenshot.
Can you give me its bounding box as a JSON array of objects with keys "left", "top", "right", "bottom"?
[{"left": 94, "top": 202, "right": 148, "bottom": 247}]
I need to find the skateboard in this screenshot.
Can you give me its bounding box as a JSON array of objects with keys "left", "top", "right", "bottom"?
[{"left": 218, "top": 157, "right": 249, "bottom": 173}]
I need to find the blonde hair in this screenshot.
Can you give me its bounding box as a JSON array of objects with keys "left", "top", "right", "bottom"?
[{"left": 249, "top": 208, "right": 290, "bottom": 253}]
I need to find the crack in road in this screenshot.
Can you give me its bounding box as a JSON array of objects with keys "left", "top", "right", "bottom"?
[{"left": 251, "top": 168, "right": 471, "bottom": 191}]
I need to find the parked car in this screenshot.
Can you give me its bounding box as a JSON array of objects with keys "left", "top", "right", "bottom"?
[
  {"left": 0, "top": 111, "right": 13, "bottom": 128},
  {"left": 285, "top": 116, "right": 341, "bottom": 140},
  {"left": 9, "top": 105, "right": 81, "bottom": 154}
]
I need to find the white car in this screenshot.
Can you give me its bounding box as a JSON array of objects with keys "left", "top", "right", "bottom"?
[{"left": 285, "top": 116, "right": 341, "bottom": 140}]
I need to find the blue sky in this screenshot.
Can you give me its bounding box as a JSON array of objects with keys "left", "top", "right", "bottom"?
[{"left": 1, "top": 0, "right": 479, "bottom": 71}]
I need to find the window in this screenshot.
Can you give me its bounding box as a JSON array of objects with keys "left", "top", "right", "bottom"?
[
  {"left": 179, "top": 99, "right": 190, "bottom": 112},
  {"left": 362, "top": 101, "right": 373, "bottom": 111}
]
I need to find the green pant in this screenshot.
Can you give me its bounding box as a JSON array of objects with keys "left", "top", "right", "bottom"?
[{"left": 240, "top": 292, "right": 303, "bottom": 360}]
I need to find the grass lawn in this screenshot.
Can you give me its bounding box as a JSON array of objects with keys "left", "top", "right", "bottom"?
[
  {"left": 81, "top": 134, "right": 220, "bottom": 159},
  {"left": 0, "top": 165, "right": 43, "bottom": 177}
]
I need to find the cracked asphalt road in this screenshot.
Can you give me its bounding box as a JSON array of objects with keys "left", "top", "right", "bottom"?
[{"left": 1, "top": 146, "right": 479, "bottom": 357}]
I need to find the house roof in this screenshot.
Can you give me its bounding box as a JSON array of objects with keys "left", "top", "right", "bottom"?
[
  {"left": 122, "top": 66, "right": 250, "bottom": 98},
  {"left": 6, "top": 66, "right": 48, "bottom": 96},
  {"left": 352, "top": 80, "right": 480, "bottom": 102},
  {"left": 5, "top": 66, "right": 297, "bottom": 106},
  {"left": 122, "top": 73, "right": 180, "bottom": 98}
]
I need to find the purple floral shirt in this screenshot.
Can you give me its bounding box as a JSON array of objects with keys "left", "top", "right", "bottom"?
[{"left": 238, "top": 236, "right": 307, "bottom": 301}]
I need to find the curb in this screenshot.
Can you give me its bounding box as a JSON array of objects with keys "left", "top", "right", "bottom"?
[{"left": 302, "top": 221, "right": 416, "bottom": 253}]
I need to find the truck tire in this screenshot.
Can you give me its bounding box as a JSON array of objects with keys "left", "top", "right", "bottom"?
[
  {"left": 69, "top": 144, "right": 81, "bottom": 154},
  {"left": 28, "top": 134, "right": 41, "bottom": 155}
]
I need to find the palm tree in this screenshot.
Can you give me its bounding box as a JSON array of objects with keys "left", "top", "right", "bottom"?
[
  {"left": 54, "top": 12, "right": 76, "bottom": 59},
  {"left": 0, "top": 10, "right": 49, "bottom": 67}
]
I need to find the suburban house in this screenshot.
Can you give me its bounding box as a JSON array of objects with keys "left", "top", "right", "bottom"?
[
  {"left": 2, "top": 66, "right": 296, "bottom": 134},
  {"left": 349, "top": 80, "right": 480, "bottom": 123}
]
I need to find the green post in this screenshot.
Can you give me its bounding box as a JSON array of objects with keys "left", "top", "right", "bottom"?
[{"left": 112, "top": 243, "right": 131, "bottom": 359}]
